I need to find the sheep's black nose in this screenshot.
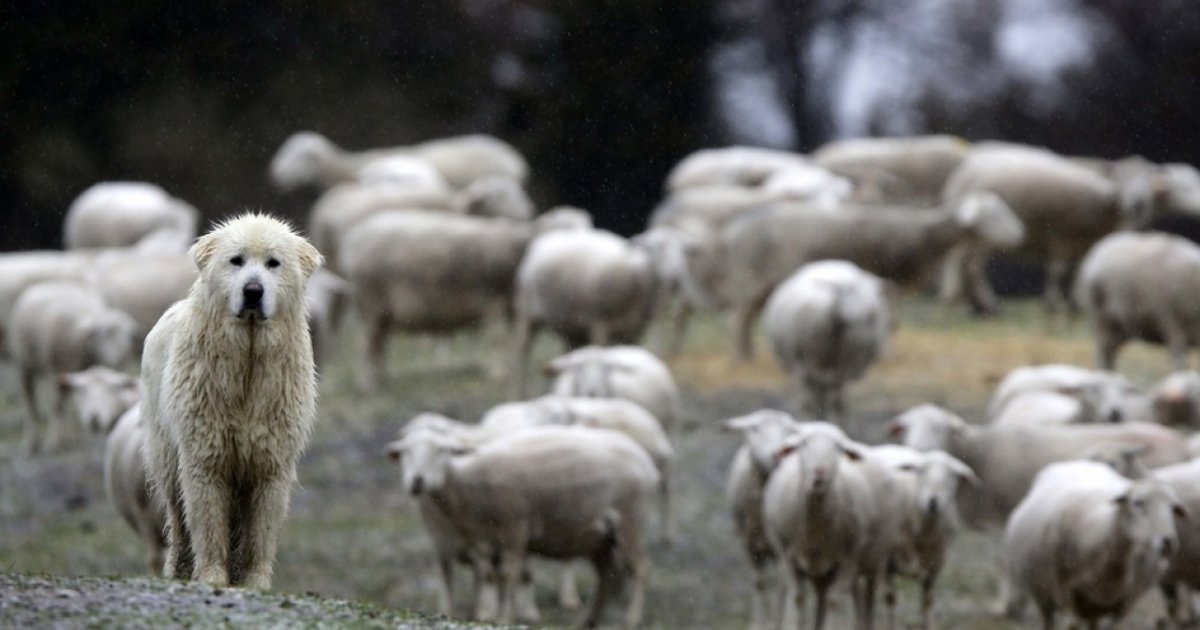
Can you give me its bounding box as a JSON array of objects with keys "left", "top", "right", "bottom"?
[
  {"left": 411, "top": 476, "right": 425, "bottom": 496},
  {"left": 243, "top": 282, "right": 264, "bottom": 307}
]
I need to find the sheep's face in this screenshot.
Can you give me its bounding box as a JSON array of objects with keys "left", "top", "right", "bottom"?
[
  {"left": 890, "top": 405, "right": 965, "bottom": 452},
  {"left": 458, "top": 176, "right": 533, "bottom": 220},
  {"left": 59, "top": 367, "right": 140, "bottom": 434},
  {"left": 912, "top": 453, "right": 977, "bottom": 521},
  {"left": 723, "top": 410, "right": 809, "bottom": 472},
  {"left": 386, "top": 431, "right": 468, "bottom": 497},
  {"left": 793, "top": 430, "right": 860, "bottom": 495},
  {"left": 1153, "top": 372, "right": 1200, "bottom": 426},
  {"left": 955, "top": 192, "right": 1024, "bottom": 248},
  {"left": 1114, "top": 480, "right": 1186, "bottom": 566},
  {"left": 1162, "top": 164, "right": 1200, "bottom": 215},
  {"left": 83, "top": 310, "right": 137, "bottom": 369},
  {"left": 191, "top": 215, "right": 322, "bottom": 323},
  {"left": 269, "top": 132, "right": 337, "bottom": 190}
]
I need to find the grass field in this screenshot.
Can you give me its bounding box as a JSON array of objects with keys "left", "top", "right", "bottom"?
[{"left": 0, "top": 297, "right": 1186, "bottom": 628}]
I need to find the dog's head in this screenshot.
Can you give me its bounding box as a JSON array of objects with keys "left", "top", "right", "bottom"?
[{"left": 190, "top": 213, "right": 323, "bottom": 322}]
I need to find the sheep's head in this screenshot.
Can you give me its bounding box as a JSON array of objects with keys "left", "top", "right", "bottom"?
[
  {"left": 58, "top": 366, "right": 141, "bottom": 434},
  {"left": 535, "top": 206, "right": 593, "bottom": 232},
  {"left": 885, "top": 404, "right": 969, "bottom": 451},
  {"left": 780, "top": 428, "right": 864, "bottom": 495},
  {"left": 722, "top": 409, "right": 806, "bottom": 472},
  {"left": 1085, "top": 442, "right": 1150, "bottom": 479},
  {"left": 899, "top": 451, "right": 979, "bottom": 522},
  {"left": 385, "top": 429, "right": 471, "bottom": 497},
  {"left": 1153, "top": 371, "right": 1200, "bottom": 427},
  {"left": 455, "top": 175, "right": 533, "bottom": 221},
  {"left": 269, "top": 131, "right": 341, "bottom": 191},
  {"left": 1113, "top": 479, "right": 1187, "bottom": 564},
  {"left": 954, "top": 192, "right": 1024, "bottom": 248},
  {"left": 80, "top": 308, "right": 138, "bottom": 369},
  {"left": 1119, "top": 164, "right": 1200, "bottom": 227}
]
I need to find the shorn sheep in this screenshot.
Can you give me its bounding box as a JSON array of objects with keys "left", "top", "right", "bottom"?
[
  {"left": 763, "top": 260, "right": 890, "bottom": 421},
  {"left": 141, "top": 214, "right": 322, "bottom": 588},
  {"left": 63, "top": 181, "right": 199, "bottom": 250},
  {"left": 9, "top": 281, "right": 138, "bottom": 454}
]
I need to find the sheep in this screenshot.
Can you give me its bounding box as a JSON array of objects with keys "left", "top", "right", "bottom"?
[
  {"left": 1152, "top": 371, "right": 1200, "bottom": 427},
  {"left": 872, "top": 446, "right": 978, "bottom": 630},
  {"left": 308, "top": 179, "right": 455, "bottom": 271},
  {"left": 943, "top": 146, "right": 1200, "bottom": 315},
  {"left": 536, "top": 205, "right": 594, "bottom": 231},
  {"left": 511, "top": 229, "right": 658, "bottom": 396},
  {"left": 544, "top": 345, "right": 682, "bottom": 432},
  {"left": 452, "top": 175, "right": 534, "bottom": 221},
  {"left": 304, "top": 268, "right": 352, "bottom": 369},
  {"left": 9, "top": 281, "right": 137, "bottom": 454},
  {"left": 1150, "top": 458, "right": 1200, "bottom": 625},
  {"left": 1003, "top": 460, "right": 1185, "bottom": 629},
  {"left": 63, "top": 182, "right": 199, "bottom": 250},
  {"left": 105, "top": 404, "right": 167, "bottom": 574},
  {"left": 351, "top": 154, "right": 448, "bottom": 189},
  {"left": 886, "top": 404, "right": 1189, "bottom": 527},
  {"left": 989, "top": 390, "right": 1104, "bottom": 428},
  {"left": 338, "top": 210, "right": 563, "bottom": 391},
  {"left": 1076, "top": 231, "right": 1200, "bottom": 370},
  {"left": 0, "top": 250, "right": 93, "bottom": 356},
  {"left": 813, "top": 135, "right": 970, "bottom": 204},
  {"left": 762, "top": 260, "right": 890, "bottom": 422},
  {"left": 665, "top": 146, "right": 811, "bottom": 191},
  {"left": 676, "top": 191, "right": 1022, "bottom": 360},
  {"left": 85, "top": 250, "right": 198, "bottom": 348},
  {"left": 479, "top": 395, "right": 675, "bottom": 544},
  {"left": 721, "top": 409, "right": 808, "bottom": 630},
  {"left": 57, "top": 366, "right": 141, "bottom": 434},
  {"left": 384, "top": 425, "right": 658, "bottom": 628},
  {"left": 987, "top": 363, "right": 1139, "bottom": 424},
  {"left": 270, "top": 131, "right": 528, "bottom": 191},
  {"left": 762, "top": 423, "right": 891, "bottom": 630}
]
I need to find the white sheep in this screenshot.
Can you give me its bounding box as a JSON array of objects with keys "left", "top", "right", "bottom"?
[
  {"left": 270, "top": 131, "right": 527, "bottom": 191},
  {"left": 763, "top": 260, "right": 890, "bottom": 421},
  {"left": 675, "top": 192, "right": 1022, "bottom": 360},
  {"left": 762, "top": 424, "right": 891, "bottom": 630},
  {"left": 0, "top": 250, "right": 92, "bottom": 357},
  {"left": 384, "top": 425, "right": 657, "bottom": 628},
  {"left": 452, "top": 175, "right": 534, "bottom": 221},
  {"left": 352, "top": 154, "right": 448, "bottom": 189},
  {"left": 8, "top": 281, "right": 137, "bottom": 453},
  {"left": 1152, "top": 371, "right": 1200, "bottom": 427},
  {"left": 987, "top": 363, "right": 1139, "bottom": 424},
  {"left": 1003, "top": 460, "right": 1184, "bottom": 628},
  {"left": 304, "top": 268, "right": 352, "bottom": 369},
  {"left": 1151, "top": 458, "right": 1200, "bottom": 625},
  {"left": 57, "top": 366, "right": 141, "bottom": 434},
  {"left": 511, "top": 229, "right": 658, "bottom": 396},
  {"left": 105, "top": 403, "right": 167, "bottom": 574},
  {"left": 721, "top": 409, "right": 807, "bottom": 630},
  {"left": 813, "top": 135, "right": 970, "bottom": 203},
  {"left": 544, "top": 345, "right": 682, "bottom": 432},
  {"left": 1076, "top": 231, "right": 1200, "bottom": 370},
  {"left": 85, "top": 250, "right": 198, "bottom": 349},
  {"left": 886, "top": 404, "right": 1188, "bottom": 527},
  {"left": 665, "top": 146, "right": 810, "bottom": 191},
  {"left": 63, "top": 182, "right": 199, "bottom": 250},
  {"left": 872, "top": 445, "right": 978, "bottom": 630}
]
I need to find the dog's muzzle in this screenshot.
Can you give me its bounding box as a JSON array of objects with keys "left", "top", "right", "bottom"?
[{"left": 239, "top": 281, "right": 265, "bottom": 319}]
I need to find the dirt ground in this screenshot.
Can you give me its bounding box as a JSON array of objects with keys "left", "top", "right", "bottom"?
[{"left": 0, "top": 298, "right": 1186, "bottom": 629}]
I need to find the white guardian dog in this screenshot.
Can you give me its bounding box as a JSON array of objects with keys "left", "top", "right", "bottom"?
[{"left": 141, "top": 213, "right": 322, "bottom": 588}]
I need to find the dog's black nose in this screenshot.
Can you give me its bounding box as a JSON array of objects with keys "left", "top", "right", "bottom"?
[{"left": 243, "top": 282, "right": 264, "bottom": 307}]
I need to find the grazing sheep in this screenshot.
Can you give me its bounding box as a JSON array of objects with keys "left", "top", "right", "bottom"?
[
  {"left": 453, "top": 175, "right": 534, "bottom": 221},
  {"left": 676, "top": 192, "right": 1022, "bottom": 360},
  {"left": 1152, "top": 371, "right": 1200, "bottom": 427},
  {"left": 304, "top": 268, "right": 351, "bottom": 369},
  {"left": 512, "top": 229, "right": 658, "bottom": 396},
  {"left": 9, "top": 282, "right": 137, "bottom": 454},
  {"left": 665, "top": 146, "right": 810, "bottom": 191},
  {"left": 270, "top": 131, "right": 527, "bottom": 191},
  {"left": 873, "top": 446, "right": 978, "bottom": 630},
  {"left": 1003, "top": 460, "right": 1184, "bottom": 629},
  {"left": 762, "top": 424, "right": 890, "bottom": 630},
  {"left": 86, "top": 250, "right": 198, "bottom": 348},
  {"left": 338, "top": 210, "right": 556, "bottom": 391},
  {"left": 813, "top": 135, "right": 970, "bottom": 204},
  {"left": 1076, "top": 231, "right": 1200, "bottom": 370},
  {"left": 58, "top": 366, "right": 141, "bottom": 434},
  {"left": 721, "top": 409, "right": 807, "bottom": 630},
  {"left": 887, "top": 404, "right": 1188, "bottom": 527},
  {"left": 105, "top": 404, "right": 167, "bottom": 574},
  {"left": 545, "top": 345, "right": 682, "bottom": 432},
  {"left": 944, "top": 146, "right": 1200, "bottom": 315},
  {"left": 385, "top": 425, "right": 658, "bottom": 628},
  {"left": 763, "top": 260, "right": 890, "bottom": 421},
  {"left": 987, "top": 363, "right": 1138, "bottom": 424},
  {"left": 141, "top": 214, "right": 321, "bottom": 588},
  {"left": 308, "top": 180, "right": 455, "bottom": 271},
  {"left": 63, "top": 182, "right": 199, "bottom": 250},
  {"left": 0, "top": 251, "right": 92, "bottom": 357}
]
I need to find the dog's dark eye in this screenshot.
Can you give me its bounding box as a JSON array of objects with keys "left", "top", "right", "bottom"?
[
  {"left": 266, "top": 258, "right": 280, "bottom": 269},
  {"left": 230, "top": 255, "right": 245, "bottom": 267}
]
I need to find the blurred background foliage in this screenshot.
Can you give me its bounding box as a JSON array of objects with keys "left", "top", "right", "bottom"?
[{"left": 2, "top": 0, "right": 1198, "bottom": 249}]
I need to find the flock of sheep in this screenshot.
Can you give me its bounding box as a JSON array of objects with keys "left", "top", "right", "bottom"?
[{"left": 8, "top": 130, "right": 1200, "bottom": 630}]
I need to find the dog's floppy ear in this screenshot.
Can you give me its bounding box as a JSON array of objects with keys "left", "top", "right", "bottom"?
[
  {"left": 189, "top": 232, "right": 219, "bottom": 271},
  {"left": 297, "top": 239, "right": 323, "bottom": 279}
]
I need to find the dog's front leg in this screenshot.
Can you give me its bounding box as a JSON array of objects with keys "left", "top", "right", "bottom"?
[
  {"left": 239, "top": 474, "right": 294, "bottom": 589},
  {"left": 182, "top": 469, "right": 232, "bottom": 586}
]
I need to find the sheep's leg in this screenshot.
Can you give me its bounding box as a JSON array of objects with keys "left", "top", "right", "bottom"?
[
  {"left": 496, "top": 549, "right": 525, "bottom": 624},
  {"left": 749, "top": 558, "right": 770, "bottom": 630},
  {"left": 435, "top": 553, "right": 455, "bottom": 617},
  {"left": 1043, "top": 258, "right": 1071, "bottom": 318},
  {"left": 658, "top": 469, "right": 674, "bottom": 545},
  {"left": 473, "top": 553, "right": 500, "bottom": 621},
  {"left": 181, "top": 469, "right": 232, "bottom": 586},
  {"left": 623, "top": 551, "right": 649, "bottom": 630},
  {"left": 1092, "top": 318, "right": 1126, "bottom": 371},
  {"left": 514, "top": 565, "right": 540, "bottom": 622},
  {"left": 589, "top": 321, "right": 611, "bottom": 347},
  {"left": 582, "top": 548, "right": 618, "bottom": 629},
  {"left": 936, "top": 244, "right": 967, "bottom": 304},
  {"left": 732, "top": 292, "right": 768, "bottom": 362},
  {"left": 919, "top": 572, "right": 938, "bottom": 630},
  {"left": 780, "top": 559, "right": 805, "bottom": 630},
  {"left": 19, "top": 370, "right": 41, "bottom": 454},
  {"left": 48, "top": 376, "right": 69, "bottom": 452},
  {"left": 812, "top": 571, "right": 837, "bottom": 630},
  {"left": 666, "top": 299, "right": 692, "bottom": 357},
  {"left": 559, "top": 560, "right": 583, "bottom": 610},
  {"left": 238, "top": 476, "right": 292, "bottom": 589},
  {"left": 360, "top": 309, "right": 389, "bottom": 392},
  {"left": 1037, "top": 603, "right": 1055, "bottom": 630},
  {"left": 882, "top": 566, "right": 897, "bottom": 630},
  {"left": 964, "top": 248, "right": 998, "bottom": 316},
  {"left": 857, "top": 570, "right": 878, "bottom": 630},
  {"left": 510, "top": 311, "right": 535, "bottom": 399}
]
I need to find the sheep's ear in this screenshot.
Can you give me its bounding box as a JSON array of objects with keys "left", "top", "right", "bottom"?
[
  {"left": 448, "top": 444, "right": 474, "bottom": 457},
  {"left": 57, "top": 372, "right": 81, "bottom": 391},
  {"left": 723, "top": 415, "right": 762, "bottom": 433},
  {"left": 384, "top": 441, "right": 404, "bottom": 463},
  {"left": 772, "top": 443, "right": 797, "bottom": 465},
  {"left": 884, "top": 418, "right": 906, "bottom": 438},
  {"left": 896, "top": 462, "right": 921, "bottom": 473},
  {"left": 296, "top": 239, "right": 323, "bottom": 279},
  {"left": 840, "top": 443, "right": 865, "bottom": 462},
  {"left": 1174, "top": 503, "right": 1190, "bottom": 521},
  {"left": 189, "top": 232, "right": 219, "bottom": 271},
  {"left": 949, "top": 458, "right": 982, "bottom": 487},
  {"left": 1112, "top": 491, "right": 1131, "bottom": 507}
]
